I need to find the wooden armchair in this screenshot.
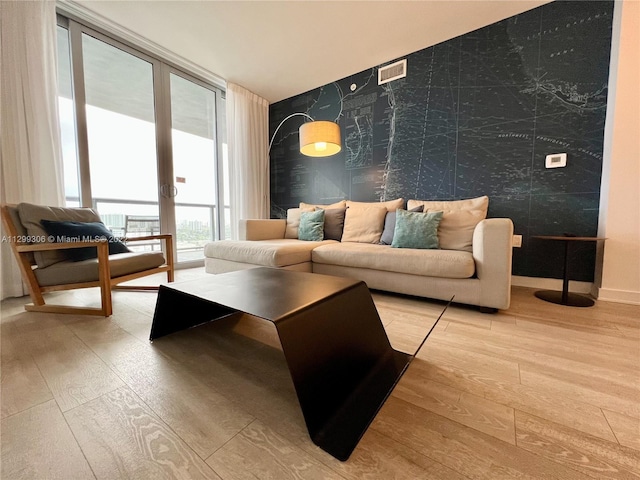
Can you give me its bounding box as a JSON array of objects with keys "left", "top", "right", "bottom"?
[{"left": 1, "top": 203, "right": 175, "bottom": 317}]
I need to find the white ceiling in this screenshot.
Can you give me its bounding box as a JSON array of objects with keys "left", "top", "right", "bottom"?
[{"left": 72, "top": 0, "right": 551, "bottom": 104}]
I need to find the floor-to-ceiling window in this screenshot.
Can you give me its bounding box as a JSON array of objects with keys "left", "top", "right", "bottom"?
[{"left": 56, "top": 16, "right": 228, "bottom": 266}]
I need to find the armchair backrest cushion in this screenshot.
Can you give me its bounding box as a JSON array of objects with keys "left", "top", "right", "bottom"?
[{"left": 17, "top": 202, "right": 102, "bottom": 268}]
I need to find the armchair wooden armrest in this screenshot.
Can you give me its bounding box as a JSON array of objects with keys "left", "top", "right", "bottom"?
[
  {"left": 122, "top": 234, "right": 174, "bottom": 280},
  {"left": 16, "top": 240, "right": 110, "bottom": 253},
  {"left": 122, "top": 233, "right": 172, "bottom": 243}
]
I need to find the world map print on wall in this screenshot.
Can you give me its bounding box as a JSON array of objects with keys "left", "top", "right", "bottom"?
[{"left": 269, "top": 1, "right": 614, "bottom": 281}]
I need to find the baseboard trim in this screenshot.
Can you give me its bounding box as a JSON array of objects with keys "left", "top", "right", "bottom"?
[
  {"left": 512, "top": 276, "right": 640, "bottom": 305},
  {"left": 595, "top": 287, "right": 640, "bottom": 305},
  {"left": 511, "top": 276, "right": 593, "bottom": 294}
]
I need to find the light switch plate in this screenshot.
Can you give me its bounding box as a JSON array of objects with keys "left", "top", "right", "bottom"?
[{"left": 545, "top": 153, "right": 567, "bottom": 168}]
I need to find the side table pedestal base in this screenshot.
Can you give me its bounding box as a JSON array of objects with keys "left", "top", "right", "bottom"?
[{"left": 534, "top": 290, "right": 595, "bottom": 307}]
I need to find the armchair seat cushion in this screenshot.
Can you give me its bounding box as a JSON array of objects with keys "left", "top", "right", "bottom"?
[{"left": 34, "top": 251, "right": 166, "bottom": 287}]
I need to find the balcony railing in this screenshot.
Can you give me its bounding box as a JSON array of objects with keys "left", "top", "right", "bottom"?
[{"left": 66, "top": 197, "right": 230, "bottom": 261}]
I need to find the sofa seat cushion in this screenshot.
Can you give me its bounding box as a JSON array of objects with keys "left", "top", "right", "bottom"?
[
  {"left": 204, "top": 239, "right": 336, "bottom": 268},
  {"left": 34, "top": 251, "right": 166, "bottom": 287},
  {"left": 312, "top": 242, "right": 475, "bottom": 279}
]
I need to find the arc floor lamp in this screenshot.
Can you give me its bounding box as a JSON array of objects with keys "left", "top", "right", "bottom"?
[{"left": 269, "top": 113, "right": 342, "bottom": 157}]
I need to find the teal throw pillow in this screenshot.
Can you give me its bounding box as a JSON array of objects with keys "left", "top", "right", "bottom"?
[
  {"left": 298, "top": 209, "right": 325, "bottom": 241},
  {"left": 391, "top": 209, "right": 443, "bottom": 249}
]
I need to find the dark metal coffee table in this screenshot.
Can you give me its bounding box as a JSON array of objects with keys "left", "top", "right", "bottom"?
[{"left": 149, "top": 268, "right": 416, "bottom": 461}]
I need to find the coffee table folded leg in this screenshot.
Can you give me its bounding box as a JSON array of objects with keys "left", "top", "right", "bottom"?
[
  {"left": 274, "top": 282, "right": 411, "bottom": 461},
  {"left": 150, "top": 285, "right": 238, "bottom": 340}
]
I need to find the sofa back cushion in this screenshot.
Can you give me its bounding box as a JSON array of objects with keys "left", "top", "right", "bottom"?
[
  {"left": 299, "top": 200, "right": 346, "bottom": 210},
  {"left": 407, "top": 195, "right": 488, "bottom": 214},
  {"left": 346, "top": 198, "right": 404, "bottom": 212},
  {"left": 17, "top": 202, "right": 103, "bottom": 268},
  {"left": 433, "top": 210, "right": 487, "bottom": 252},
  {"left": 341, "top": 205, "right": 387, "bottom": 244},
  {"left": 407, "top": 196, "right": 488, "bottom": 252}
]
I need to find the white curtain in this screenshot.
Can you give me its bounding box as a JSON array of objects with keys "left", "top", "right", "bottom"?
[
  {"left": 226, "top": 82, "right": 269, "bottom": 239},
  {"left": 0, "top": 0, "right": 65, "bottom": 299}
]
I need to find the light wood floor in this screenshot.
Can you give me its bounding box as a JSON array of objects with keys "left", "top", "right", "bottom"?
[{"left": 1, "top": 268, "right": 639, "bottom": 479}]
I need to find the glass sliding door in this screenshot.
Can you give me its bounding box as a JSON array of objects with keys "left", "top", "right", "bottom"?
[
  {"left": 56, "top": 16, "right": 228, "bottom": 266},
  {"left": 169, "top": 73, "right": 218, "bottom": 262},
  {"left": 82, "top": 33, "right": 160, "bottom": 248}
]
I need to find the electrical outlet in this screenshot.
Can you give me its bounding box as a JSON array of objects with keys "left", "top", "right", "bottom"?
[{"left": 512, "top": 235, "right": 522, "bottom": 248}]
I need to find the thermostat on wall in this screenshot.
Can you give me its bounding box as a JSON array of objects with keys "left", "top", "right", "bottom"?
[{"left": 545, "top": 153, "right": 567, "bottom": 169}]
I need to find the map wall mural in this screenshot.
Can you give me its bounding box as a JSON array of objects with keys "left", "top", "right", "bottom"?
[{"left": 269, "top": 1, "right": 614, "bottom": 281}]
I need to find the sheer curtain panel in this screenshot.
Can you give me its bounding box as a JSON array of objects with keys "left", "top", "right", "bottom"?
[
  {"left": 0, "top": 0, "right": 65, "bottom": 299},
  {"left": 226, "top": 83, "right": 269, "bottom": 239}
]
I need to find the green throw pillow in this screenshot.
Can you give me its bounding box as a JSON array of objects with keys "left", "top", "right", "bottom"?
[
  {"left": 298, "top": 209, "right": 325, "bottom": 241},
  {"left": 391, "top": 209, "right": 443, "bottom": 249}
]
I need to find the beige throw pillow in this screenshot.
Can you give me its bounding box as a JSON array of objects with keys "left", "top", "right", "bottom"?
[
  {"left": 346, "top": 198, "right": 404, "bottom": 212},
  {"left": 430, "top": 209, "right": 486, "bottom": 252},
  {"left": 284, "top": 207, "right": 314, "bottom": 239},
  {"left": 341, "top": 205, "right": 387, "bottom": 244},
  {"left": 407, "top": 196, "right": 489, "bottom": 252},
  {"left": 407, "top": 195, "right": 488, "bottom": 216},
  {"left": 299, "top": 200, "right": 346, "bottom": 210}
]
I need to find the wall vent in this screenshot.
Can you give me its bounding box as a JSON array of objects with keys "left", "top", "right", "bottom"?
[{"left": 378, "top": 59, "right": 407, "bottom": 85}]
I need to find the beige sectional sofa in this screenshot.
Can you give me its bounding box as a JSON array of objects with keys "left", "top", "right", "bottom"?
[{"left": 205, "top": 197, "right": 514, "bottom": 311}]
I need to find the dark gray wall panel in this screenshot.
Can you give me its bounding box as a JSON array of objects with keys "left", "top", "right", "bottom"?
[{"left": 269, "top": 1, "right": 613, "bottom": 281}]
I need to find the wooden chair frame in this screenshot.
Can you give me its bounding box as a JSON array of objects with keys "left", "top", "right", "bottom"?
[{"left": 1, "top": 205, "right": 175, "bottom": 317}]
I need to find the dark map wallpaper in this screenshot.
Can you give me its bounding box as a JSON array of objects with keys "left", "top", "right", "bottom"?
[{"left": 269, "top": 1, "right": 614, "bottom": 281}]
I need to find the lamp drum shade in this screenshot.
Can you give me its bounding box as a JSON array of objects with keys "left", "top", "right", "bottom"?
[{"left": 299, "top": 120, "right": 342, "bottom": 157}]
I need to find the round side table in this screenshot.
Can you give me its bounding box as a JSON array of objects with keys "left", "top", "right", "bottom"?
[{"left": 532, "top": 235, "right": 606, "bottom": 307}]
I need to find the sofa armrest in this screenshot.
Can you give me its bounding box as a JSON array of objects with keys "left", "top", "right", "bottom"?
[
  {"left": 239, "top": 219, "right": 286, "bottom": 241},
  {"left": 472, "top": 218, "right": 514, "bottom": 309}
]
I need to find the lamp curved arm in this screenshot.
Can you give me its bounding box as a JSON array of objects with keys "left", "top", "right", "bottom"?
[{"left": 269, "top": 112, "right": 315, "bottom": 152}]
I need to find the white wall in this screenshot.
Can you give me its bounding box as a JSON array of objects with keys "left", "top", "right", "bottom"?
[{"left": 596, "top": 0, "right": 640, "bottom": 305}]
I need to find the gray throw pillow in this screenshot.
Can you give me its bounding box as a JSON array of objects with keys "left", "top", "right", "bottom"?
[
  {"left": 298, "top": 209, "right": 325, "bottom": 241},
  {"left": 322, "top": 207, "right": 346, "bottom": 241},
  {"left": 379, "top": 205, "right": 423, "bottom": 245},
  {"left": 392, "top": 209, "right": 443, "bottom": 249}
]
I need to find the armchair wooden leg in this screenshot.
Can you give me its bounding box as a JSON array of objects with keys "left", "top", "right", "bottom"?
[
  {"left": 165, "top": 235, "right": 175, "bottom": 283},
  {"left": 15, "top": 251, "right": 46, "bottom": 306},
  {"left": 97, "top": 243, "right": 113, "bottom": 316}
]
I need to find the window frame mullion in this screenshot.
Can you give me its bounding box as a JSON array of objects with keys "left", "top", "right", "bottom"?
[
  {"left": 154, "top": 62, "right": 177, "bottom": 264},
  {"left": 67, "top": 19, "right": 92, "bottom": 207}
]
